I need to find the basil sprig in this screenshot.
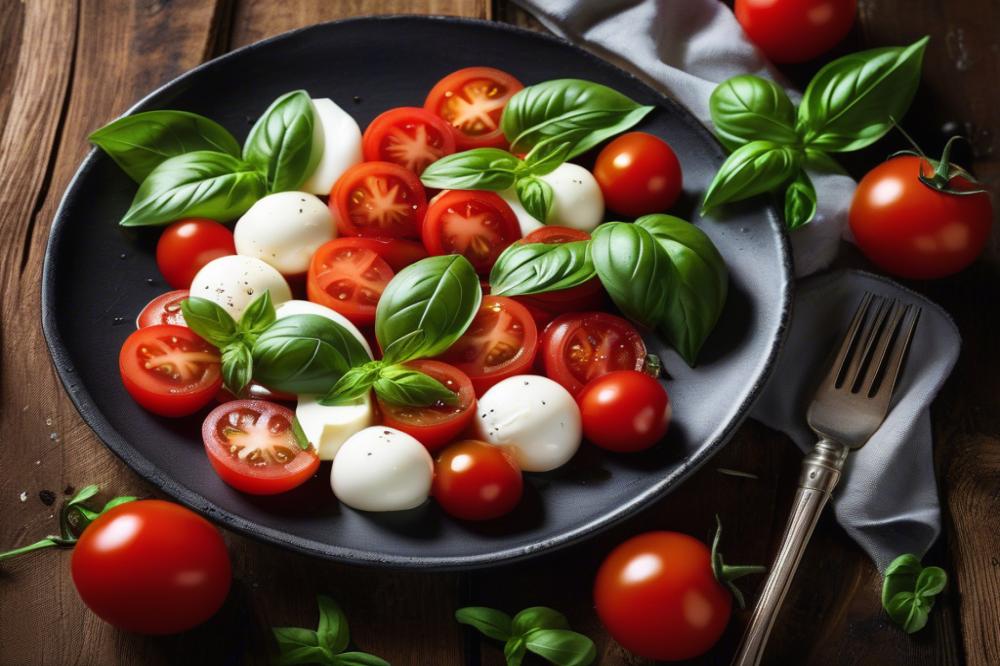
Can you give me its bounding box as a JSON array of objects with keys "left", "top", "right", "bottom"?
[
  {"left": 457, "top": 605, "right": 596, "bottom": 666},
  {"left": 590, "top": 222, "right": 676, "bottom": 329},
  {"left": 272, "top": 595, "right": 388, "bottom": 666},
  {"left": 882, "top": 554, "right": 948, "bottom": 634},
  {"left": 244, "top": 90, "right": 318, "bottom": 193},
  {"left": 709, "top": 75, "right": 798, "bottom": 151},
  {"left": 489, "top": 240, "right": 595, "bottom": 297}
]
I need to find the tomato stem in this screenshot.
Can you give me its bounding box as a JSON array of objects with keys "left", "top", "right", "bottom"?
[
  {"left": 889, "top": 120, "right": 987, "bottom": 197},
  {"left": 710, "top": 515, "right": 766, "bottom": 609}
]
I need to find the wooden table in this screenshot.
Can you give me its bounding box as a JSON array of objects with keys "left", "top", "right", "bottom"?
[{"left": 1, "top": 1, "right": 996, "bottom": 664}]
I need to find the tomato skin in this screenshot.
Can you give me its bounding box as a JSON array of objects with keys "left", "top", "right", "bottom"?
[
  {"left": 362, "top": 106, "right": 457, "bottom": 175},
  {"left": 849, "top": 156, "right": 993, "bottom": 279},
  {"left": 433, "top": 440, "right": 523, "bottom": 521},
  {"left": 424, "top": 67, "right": 524, "bottom": 150},
  {"left": 541, "top": 312, "right": 647, "bottom": 397},
  {"left": 330, "top": 161, "right": 428, "bottom": 239},
  {"left": 307, "top": 238, "right": 397, "bottom": 326},
  {"left": 422, "top": 190, "right": 522, "bottom": 274},
  {"left": 595, "top": 531, "right": 732, "bottom": 661},
  {"left": 378, "top": 360, "right": 477, "bottom": 453},
  {"left": 594, "top": 133, "right": 683, "bottom": 217},
  {"left": 71, "top": 500, "right": 231, "bottom": 635},
  {"left": 578, "top": 371, "right": 670, "bottom": 452},
  {"left": 735, "top": 0, "right": 856, "bottom": 64},
  {"left": 156, "top": 219, "right": 236, "bottom": 289},
  {"left": 136, "top": 289, "right": 189, "bottom": 328},
  {"left": 332, "top": 236, "right": 428, "bottom": 272}
]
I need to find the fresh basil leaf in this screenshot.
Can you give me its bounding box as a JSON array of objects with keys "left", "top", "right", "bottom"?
[
  {"left": 376, "top": 255, "right": 482, "bottom": 364},
  {"left": 515, "top": 176, "right": 553, "bottom": 223},
  {"left": 455, "top": 606, "right": 514, "bottom": 642},
  {"left": 244, "top": 90, "right": 316, "bottom": 193},
  {"left": 221, "top": 343, "right": 253, "bottom": 396},
  {"left": 273, "top": 627, "right": 331, "bottom": 666},
  {"left": 490, "top": 241, "right": 595, "bottom": 297},
  {"left": 238, "top": 290, "right": 276, "bottom": 342},
  {"left": 512, "top": 607, "right": 570, "bottom": 635},
  {"left": 89, "top": 110, "right": 241, "bottom": 183},
  {"left": 120, "top": 151, "right": 265, "bottom": 227},
  {"left": 784, "top": 171, "right": 818, "bottom": 230},
  {"left": 524, "top": 629, "right": 596, "bottom": 666},
  {"left": 882, "top": 553, "right": 924, "bottom": 607},
  {"left": 590, "top": 223, "right": 675, "bottom": 329},
  {"left": 253, "top": 314, "right": 372, "bottom": 395},
  {"left": 881, "top": 554, "right": 947, "bottom": 634},
  {"left": 316, "top": 595, "right": 350, "bottom": 655},
  {"left": 372, "top": 365, "right": 458, "bottom": 408},
  {"left": 501, "top": 79, "right": 654, "bottom": 158},
  {"left": 798, "top": 37, "right": 929, "bottom": 152},
  {"left": 885, "top": 591, "right": 930, "bottom": 634},
  {"left": 100, "top": 496, "right": 137, "bottom": 513},
  {"left": 180, "top": 297, "right": 239, "bottom": 348},
  {"left": 420, "top": 148, "right": 522, "bottom": 190},
  {"left": 701, "top": 141, "right": 801, "bottom": 212},
  {"left": 291, "top": 417, "right": 311, "bottom": 451},
  {"left": 915, "top": 566, "right": 948, "bottom": 597},
  {"left": 522, "top": 139, "right": 574, "bottom": 176},
  {"left": 803, "top": 148, "right": 846, "bottom": 175},
  {"left": 320, "top": 362, "right": 382, "bottom": 406},
  {"left": 332, "top": 653, "right": 390, "bottom": 666},
  {"left": 709, "top": 75, "right": 798, "bottom": 151},
  {"left": 66, "top": 485, "right": 100, "bottom": 507},
  {"left": 504, "top": 638, "right": 526, "bottom": 666}
]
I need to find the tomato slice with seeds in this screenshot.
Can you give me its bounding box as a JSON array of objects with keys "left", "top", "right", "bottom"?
[
  {"left": 437, "top": 296, "right": 538, "bottom": 395},
  {"left": 422, "top": 190, "right": 521, "bottom": 275},
  {"left": 328, "top": 236, "right": 428, "bottom": 273},
  {"left": 307, "top": 238, "right": 396, "bottom": 326},
  {"left": 330, "top": 161, "right": 427, "bottom": 239},
  {"left": 119, "top": 324, "right": 222, "bottom": 417},
  {"left": 377, "top": 360, "right": 476, "bottom": 453},
  {"left": 424, "top": 67, "right": 524, "bottom": 150},
  {"left": 512, "top": 227, "right": 606, "bottom": 323},
  {"left": 136, "top": 289, "right": 189, "bottom": 328},
  {"left": 202, "top": 400, "right": 319, "bottom": 495},
  {"left": 362, "top": 106, "right": 457, "bottom": 175},
  {"left": 541, "top": 312, "right": 647, "bottom": 397}
]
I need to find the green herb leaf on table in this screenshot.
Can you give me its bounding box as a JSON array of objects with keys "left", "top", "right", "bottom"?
[
  {"left": 320, "top": 362, "right": 384, "bottom": 406},
  {"left": 316, "top": 595, "right": 351, "bottom": 654},
  {"left": 515, "top": 176, "right": 554, "bottom": 223},
  {"left": 524, "top": 629, "right": 597, "bottom": 666},
  {"left": 420, "top": 148, "right": 523, "bottom": 191},
  {"left": 511, "top": 607, "right": 570, "bottom": 635},
  {"left": 244, "top": 90, "right": 317, "bottom": 193},
  {"left": 273, "top": 595, "right": 388, "bottom": 666},
  {"left": 803, "top": 148, "right": 847, "bottom": 175},
  {"left": 709, "top": 75, "right": 798, "bottom": 151},
  {"left": 881, "top": 553, "right": 947, "bottom": 634},
  {"left": 373, "top": 364, "right": 458, "bottom": 408},
  {"left": 489, "top": 241, "right": 595, "bottom": 297},
  {"left": 504, "top": 637, "right": 527, "bottom": 666},
  {"left": 332, "top": 653, "right": 391, "bottom": 666},
  {"left": 783, "top": 171, "right": 818, "bottom": 230},
  {"left": 89, "top": 110, "right": 241, "bottom": 183},
  {"left": 590, "top": 222, "right": 676, "bottom": 329},
  {"left": 455, "top": 607, "right": 513, "bottom": 642},
  {"left": 701, "top": 140, "right": 801, "bottom": 213},
  {"left": 456, "top": 605, "right": 594, "bottom": 666}
]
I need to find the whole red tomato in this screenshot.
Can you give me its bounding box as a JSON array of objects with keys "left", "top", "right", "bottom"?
[
  {"left": 156, "top": 218, "right": 235, "bottom": 289},
  {"left": 593, "top": 132, "right": 683, "bottom": 217},
  {"left": 735, "top": 0, "right": 856, "bottom": 64},
  {"left": 71, "top": 500, "right": 231, "bottom": 634},
  {"left": 578, "top": 371, "right": 670, "bottom": 452}
]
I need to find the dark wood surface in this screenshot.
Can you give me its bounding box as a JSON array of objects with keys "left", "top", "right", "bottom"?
[{"left": 0, "top": 1, "right": 996, "bottom": 664}]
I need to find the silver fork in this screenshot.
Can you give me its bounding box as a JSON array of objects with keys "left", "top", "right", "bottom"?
[{"left": 731, "top": 293, "right": 922, "bottom": 666}]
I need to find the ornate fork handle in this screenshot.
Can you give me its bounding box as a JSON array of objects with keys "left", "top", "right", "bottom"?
[{"left": 731, "top": 439, "right": 850, "bottom": 666}]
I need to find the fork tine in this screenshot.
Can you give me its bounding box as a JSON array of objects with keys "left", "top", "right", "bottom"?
[
  {"left": 821, "top": 292, "right": 874, "bottom": 390},
  {"left": 873, "top": 305, "right": 921, "bottom": 401},
  {"left": 843, "top": 296, "right": 892, "bottom": 390},
  {"left": 861, "top": 302, "right": 908, "bottom": 396}
]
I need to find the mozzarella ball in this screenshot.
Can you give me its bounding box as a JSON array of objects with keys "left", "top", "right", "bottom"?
[
  {"left": 296, "top": 393, "right": 375, "bottom": 461},
  {"left": 300, "top": 98, "right": 363, "bottom": 195},
  {"left": 499, "top": 187, "right": 545, "bottom": 237},
  {"left": 234, "top": 192, "right": 334, "bottom": 275},
  {"left": 275, "top": 300, "right": 372, "bottom": 358},
  {"left": 189, "top": 255, "right": 291, "bottom": 320},
  {"left": 542, "top": 163, "right": 605, "bottom": 232},
  {"left": 475, "top": 375, "right": 582, "bottom": 472},
  {"left": 331, "top": 427, "right": 434, "bottom": 512}
]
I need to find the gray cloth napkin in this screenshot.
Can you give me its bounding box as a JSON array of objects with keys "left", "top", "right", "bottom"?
[{"left": 513, "top": 0, "right": 961, "bottom": 570}]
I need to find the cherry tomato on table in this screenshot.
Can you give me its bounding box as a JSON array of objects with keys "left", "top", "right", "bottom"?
[
  {"left": 735, "top": 0, "right": 856, "bottom": 64},
  {"left": 540, "top": 312, "right": 646, "bottom": 397},
  {"left": 307, "top": 238, "right": 397, "bottom": 326},
  {"left": 202, "top": 400, "right": 320, "bottom": 495},
  {"left": 422, "top": 190, "right": 521, "bottom": 274},
  {"left": 136, "top": 289, "right": 188, "bottom": 328},
  {"left": 593, "top": 132, "right": 683, "bottom": 217},
  {"left": 424, "top": 66, "right": 524, "bottom": 149},
  {"left": 330, "top": 161, "right": 427, "bottom": 239},
  {"left": 119, "top": 324, "right": 221, "bottom": 417},
  {"left": 513, "top": 227, "right": 606, "bottom": 322},
  {"left": 155, "top": 218, "right": 235, "bottom": 289},
  {"left": 71, "top": 499, "right": 231, "bottom": 635},
  {"left": 578, "top": 370, "right": 670, "bottom": 452},
  {"left": 362, "top": 106, "right": 457, "bottom": 175},
  {"left": 433, "top": 440, "right": 523, "bottom": 521}
]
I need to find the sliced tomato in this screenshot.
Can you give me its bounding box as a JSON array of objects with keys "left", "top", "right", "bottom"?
[
  {"left": 424, "top": 67, "right": 524, "bottom": 149},
  {"left": 119, "top": 324, "right": 222, "bottom": 417},
  {"left": 330, "top": 161, "right": 427, "bottom": 239},
  {"left": 541, "top": 312, "right": 647, "bottom": 397},
  {"left": 513, "top": 226, "right": 606, "bottom": 322},
  {"left": 307, "top": 238, "right": 396, "bottom": 327},
  {"left": 362, "top": 106, "right": 457, "bottom": 175},
  {"left": 422, "top": 190, "right": 521, "bottom": 275},
  {"left": 328, "top": 236, "right": 428, "bottom": 273},
  {"left": 136, "top": 290, "right": 189, "bottom": 328},
  {"left": 437, "top": 296, "right": 538, "bottom": 395},
  {"left": 202, "top": 400, "right": 319, "bottom": 495},
  {"left": 377, "top": 360, "right": 476, "bottom": 453},
  {"left": 215, "top": 381, "right": 296, "bottom": 405}
]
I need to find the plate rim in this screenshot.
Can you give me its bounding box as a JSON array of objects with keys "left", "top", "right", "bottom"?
[{"left": 41, "top": 14, "right": 793, "bottom": 570}]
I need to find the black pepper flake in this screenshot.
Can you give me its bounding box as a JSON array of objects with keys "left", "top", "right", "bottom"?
[
  {"left": 39, "top": 490, "right": 56, "bottom": 506},
  {"left": 299, "top": 209, "right": 303, "bottom": 214},
  {"left": 64, "top": 485, "right": 75, "bottom": 495}
]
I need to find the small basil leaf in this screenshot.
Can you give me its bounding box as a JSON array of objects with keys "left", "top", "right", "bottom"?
[
  {"left": 320, "top": 362, "right": 382, "bottom": 406},
  {"left": 524, "top": 629, "right": 596, "bottom": 666},
  {"left": 590, "top": 222, "right": 676, "bottom": 329},
  {"left": 803, "top": 148, "right": 846, "bottom": 175},
  {"left": 66, "top": 485, "right": 100, "bottom": 507},
  {"left": 702, "top": 141, "right": 800, "bottom": 212},
  {"left": 522, "top": 139, "right": 575, "bottom": 176},
  {"left": 881, "top": 553, "right": 924, "bottom": 607},
  {"left": 515, "top": 176, "right": 553, "bottom": 223},
  {"left": 100, "top": 496, "right": 137, "bottom": 513},
  {"left": 244, "top": 90, "right": 316, "bottom": 193},
  {"left": 885, "top": 591, "right": 930, "bottom": 634},
  {"left": 455, "top": 606, "right": 514, "bottom": 642},
  {"left": 490, "top": 241, "right": 595, "bottom": 297},
  {"left": 316, "top": 595, "right": 350, "bottom": 654},
  {"left": 709, "top": 75, "right": 798, "bottom": 151},
  {"left": 221, "top": 343, "right": 253, "bottom": 396},
  {"left": 89, "top": 110, "right": 241, "bottom": 183},
  {"left": 332, "top": 653, "right": 390, "bottom": 666},
  {"left": 372, "top": 365, "right": 458, "bottom": 408},
  {"left": 120, "top": 151, "right": 265, "bottom": 227},
  {"left": 376, "top": 255, "right": 482, "bottom": 364},
  {"left": 420, "top": 149, "right": 521, "bottom": 190},
  {"left": 504, "top": 637, "right": 527, "bottom": 666},
  {"left": 914, "top": 566, "right": 948, "bottom": 597},
  {"left": 798, "top": 37, "right": 929, "bottom": 152},
  {"left": 783, "top": 171, "right": 818, "bottom": 230},
  {"left": 180, "top": 297, "right": 239, "bottom": 348},
  {"left": 238, "top": 290, "right": 277, "bottom": 342},
  {"left": 273, "top": 627, "right": 330, "bottom": 666},
  {"left": 512, "top": 607, "right": 570, "bottom": 635},
  {"left": 881, "top": 554, "right": 947, "bottom": 634}
]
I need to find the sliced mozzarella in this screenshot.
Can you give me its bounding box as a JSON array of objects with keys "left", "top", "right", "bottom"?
[
  {"left": 300, "top": 98, "right": 363, "bottom": 195},
  {"left": 475, "top": 374, "right": 582, "bottom": 472},
  {"left": 542, "top": 163, "right": 604, "bottom": 232},
  {"left": 331, "top": 426, "right": 434, "bottom": 512},
  {"left": 189, "top": 255, "right": 291, "bottom": 320},
  {"left": 275, "top": 300, "right": 373, "bottom": 358},
  {"left": 296, "top": 393, "right": 375, "bottom": 461},
  {"left": 234, "top": 192, "right": 334, "bottom": 276},
  {"left": 499, "top": 188, "right": 545, "bottom": 237}
]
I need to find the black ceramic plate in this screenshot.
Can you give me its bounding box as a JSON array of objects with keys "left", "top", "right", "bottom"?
[{"left": 42, "top": 16, "right": 791, "bottom": 569}]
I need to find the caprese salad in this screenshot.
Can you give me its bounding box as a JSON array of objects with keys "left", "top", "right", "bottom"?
[{"left": 94, "top": 66, "right": 729, "bottom": 521}]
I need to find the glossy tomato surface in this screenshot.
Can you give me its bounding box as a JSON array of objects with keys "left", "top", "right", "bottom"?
[
  {"left": 119, "top": 324, "right": 221, "bottom": 417},
  {"left": 735, "top": 0, "right": 856, "bottom": 63},
  {"left": 433, "top": 440, "right": 523, "bottom": 521},
  {"left": 513, "top": 227, "right": 605, "bottom": 319},
  {"left": 71, "top": 500, "right": 231, "bottom": 635},
  {"left": 595, "top": 531, "right": 732, "bottom": 661},
  {"left": 424, "top": 66, "right": 523, "bottom": 149},
  {"left": 849, "top": 155, "right": 993, "bottom": 279},
  {"left": 377, "top": 360, "right": 477, "bottom": 452},
  {"left": 136, "top": 289, "right": 189, "bottom": 328},
  {"left": 331, "top": 161, "right": 427, "bottom": 239},
  {"left": 422, "top": 190, "right": 521, "bottom": 274},
  {"left": 541, "top": 312, "right": 646, "bottom": 397},
  {"left": 363, "top": 106, "right": 457, "bottom": 174},
  {"left": 307, "top": 238, "right": 396, "bottom": 326},
  {"left": 155, "top": 219, "right": 235, "bottom": 289},
  {"left": 594, "top": 132, "right": 683, "bottom": 217},
  {"left": 579, "top": 371, "right": 670, "bottom": 452}
]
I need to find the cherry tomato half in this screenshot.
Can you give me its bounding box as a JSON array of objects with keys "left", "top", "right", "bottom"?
[
  {"left": 307, "top": 238, "right": 397, "bottom": 326},
  {"left": 541, "top": 312, "right": 646, "bottom": 397},
  {"left": 363, "top": 106, "right": 457, "bottom": 175},
  {"left": 136, "top": 289, "right": 189, "bottom": 328},
  {"left": 513, "top": 227, "right": 606, "bottom": 321},
  {"left": 433, "top": 440, "right": 523, "bottom": 521},
  {"left": 422, "top": 190, "right": 521, "bottom": 274},
  {"left": 71, "top": 500, "right": 231, "bottom": 635},
  {"left": 155, "top": 219, "right": 235, "bottom": 289},
  {"left": 377, "top": 360, "right": 476, "bottom": 453},
  {"left": 119, "top": 324, "right": 222, "bottom": 417},
  {"left": 424, "top": 66, "right": 524, "bottom": 149},
  {"left": 735, "top": 0, "right": 856, "bottom": 64},
  {"left": 202, "top": 400, "right": 320, "bottom": 495},
  {"left": 594, "top": 132, "right": 683, "bottom": 217},
  {"left": 578, "top": 370, "right": 670, "bottom": 452},
  {"left": 330, "top": 161, "right": 427, "bottom": 239}
]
